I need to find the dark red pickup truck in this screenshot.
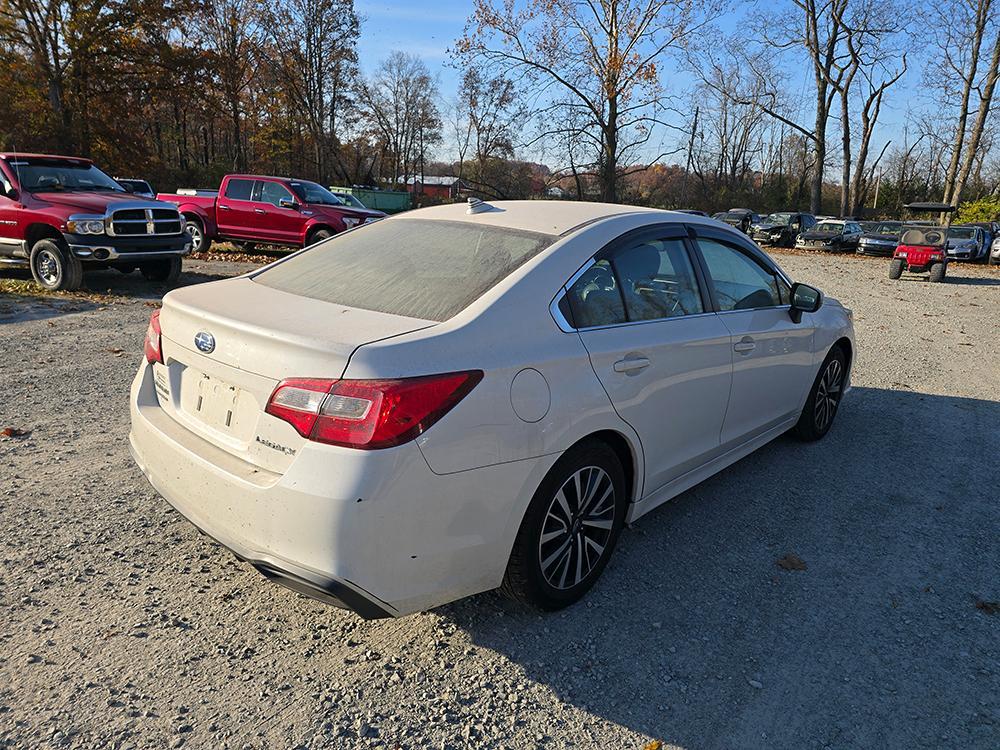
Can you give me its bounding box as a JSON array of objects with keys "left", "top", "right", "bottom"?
[
  {"left": 0, "top": 153, "right": 190, "bottom": 290},
  {"left": 157, "top": 174, "right": 385, "bottom": 252}
]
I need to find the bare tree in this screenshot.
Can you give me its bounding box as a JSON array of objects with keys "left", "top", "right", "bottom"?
[
  {"left": 266, "top": 0, "right": 358, "bottom": 182},
  {"left": 357, "top": 52, "right": 442, "bottom": 186},
  {"left": 456, "top": 0, "right": 713, "bottom": 203}
]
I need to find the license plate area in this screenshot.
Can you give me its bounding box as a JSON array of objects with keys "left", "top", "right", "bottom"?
[{"left": 194, "top": 374, "right": 239, "bottom": 430}]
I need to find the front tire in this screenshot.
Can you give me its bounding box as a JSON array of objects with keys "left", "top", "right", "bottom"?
[
  {"left": 306, "top": 228, "right": 333, "bottom": 247},
  {"left": 139, "top": 257, "right": 182, "bottom": 284},
  {"left": 888, "top": 258, "right": 904, "bottom": 279},
  {"left": 929, "top": 262, "right": 946, "bottom": 283},
  {"left": 794, "top": 346, "right": 847, "bottom": 441},
  {"left": 501, "top": 440, "right": 627, "bottom": 610},
  {"left": 30, "top": 239, "right": 83, "bottom": 291}
]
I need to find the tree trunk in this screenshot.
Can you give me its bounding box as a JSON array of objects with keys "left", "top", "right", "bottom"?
[
  {"left": 839, "top": 88, "right": 851, "bottom": 216},
  {"left": 942, "top": 0, "right": 991, "bottom": 204},
  {"left": 951, "top": 34, "right": 1000, "bottom": 205}
]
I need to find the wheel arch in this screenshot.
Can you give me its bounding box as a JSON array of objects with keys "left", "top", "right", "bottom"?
[
  {"left": 26, "top": 222, "right": 64, "bottom": 251},
  {"left": 568, "top": 429, "right": 642, "bottom": 505}
]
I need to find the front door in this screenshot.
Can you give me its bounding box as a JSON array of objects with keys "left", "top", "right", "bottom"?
[
  {"left": 692, "top": 233, "right": 817, "bottom": 446},
  {"left": 568, "top": 228, "right": 734, "bottom": 494}
]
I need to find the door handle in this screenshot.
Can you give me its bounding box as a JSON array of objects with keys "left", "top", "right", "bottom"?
[
  {"left": 613, "top": 356, "right": 651, "bottom": 373},
  {"left": 254, "top": 208, "right": 266, "bottom": 214},
  {"left": 218, "top": 204, "right": 230, "bottom": 211},
  {"left": 733, "top": 336, "right": 756, "bottom": 354}
]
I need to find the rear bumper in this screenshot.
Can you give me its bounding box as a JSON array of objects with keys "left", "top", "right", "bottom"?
[
  {"left": 128, "top": 363, "right": 547, "bottom": 616},
  {"left": 68, "top": 232, "right": 191, "bottom": 262}
]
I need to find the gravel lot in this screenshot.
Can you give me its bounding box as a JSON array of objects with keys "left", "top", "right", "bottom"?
[{"left": 1, "top": 251, "right": 998, "bottom": 750}]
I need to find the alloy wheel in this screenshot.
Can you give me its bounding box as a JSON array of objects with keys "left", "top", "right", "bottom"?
[
  {"left": 186, "top": 223, "right": 202, "bottom": 248},
  {"left": 537, "top": 465, "right": 616, "bottom": 590},
  {"left": 36, "top": 250, "right": 60, "bottom": 286},
  {"left": 814, "top": 358, "right": 843, "bottom": 432}
]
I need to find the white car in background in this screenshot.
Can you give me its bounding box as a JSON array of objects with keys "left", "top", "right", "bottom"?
[{"left": 129, "top": 200, "right": 855, "bottom": 618}]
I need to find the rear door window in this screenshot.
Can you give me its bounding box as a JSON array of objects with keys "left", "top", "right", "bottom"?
[
  {"left": 253, "top": 219, "right": 553, "bottom": 322},
  {"left": 223, "top": 179, "right": 253, "bottom": 201}
]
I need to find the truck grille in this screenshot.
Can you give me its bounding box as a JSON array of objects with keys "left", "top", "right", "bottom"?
[{"left": 109, "top": 207, "right": 182, "bottom": 236}]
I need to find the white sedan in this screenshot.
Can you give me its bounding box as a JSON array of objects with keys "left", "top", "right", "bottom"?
[{"left": 129, "top": 200, "right": 854, "bottom": 618}]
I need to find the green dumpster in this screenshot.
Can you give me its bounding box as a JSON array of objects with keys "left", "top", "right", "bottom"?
[{"left": 329, "top": 186, "right": 412, "bottom": 214}]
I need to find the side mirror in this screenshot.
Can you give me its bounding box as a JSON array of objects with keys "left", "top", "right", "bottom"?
[
  {"left": 789, "top": 282, "right": 822, "bottom": 323},
  {"left": 279, "top": 198, "right": 299, "bottom": 210}
]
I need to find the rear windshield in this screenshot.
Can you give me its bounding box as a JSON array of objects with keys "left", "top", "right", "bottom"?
[
  {"left": 252, "top": 218, "right": 554, "bottom": 322},
  {"left": 901, "top": 227, "right": 946, "bottom": 246}
]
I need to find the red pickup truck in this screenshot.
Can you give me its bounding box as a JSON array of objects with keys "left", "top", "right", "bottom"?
[
  {"left": 157, "top": 174, "right": 386, "bottom": 252},
  {"left": 0, "top": 153, "right": 190, "bottom": 290}
]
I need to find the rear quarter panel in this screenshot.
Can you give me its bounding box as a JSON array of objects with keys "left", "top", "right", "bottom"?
[{"left": 157, "top": 193, "right": 218, "bottom": 236}]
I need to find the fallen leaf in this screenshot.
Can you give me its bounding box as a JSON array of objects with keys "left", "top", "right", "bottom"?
[
  {"left": 974, "top": 599, "right": 999, "bottom": 615},
  {"left": 107, "top": 347, "right": 125, "bottom": 356},
  {"left": 642, "top": 742, "right": 664, "bottom": 750},
  {"left": 1, "top": 427, "right": 30, "bottom": 438},
  {"left": 777, "top": 553, "right": 807, "bottom": 571}
]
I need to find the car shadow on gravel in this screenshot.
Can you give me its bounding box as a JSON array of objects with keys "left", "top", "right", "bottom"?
[
  {"left": 0, "top": 292, "right": 103, "bottom": 324},
  {"left": 439, "top": 387, "right": 1000, "bottom": 747}
]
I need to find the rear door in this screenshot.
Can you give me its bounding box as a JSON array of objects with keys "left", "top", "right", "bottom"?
[
  {"left": 568, "top": 225, "right": 734, "bottom": 493},
  {"left": 250, "top": 179, "right": 304, "bottom": 245},
  {"left": 215, "top": 177, "right": 256, "bottom": 239},
  {"left": 690, "top": 227, "right": 816, "bottom": 446}
]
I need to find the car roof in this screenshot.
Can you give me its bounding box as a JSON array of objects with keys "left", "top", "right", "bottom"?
[
  {"left": 400, "top": 200, "right": 697, "bottom": 236},
  {"left": 0, "top": 153, "right": 93, "bottom": 164}
]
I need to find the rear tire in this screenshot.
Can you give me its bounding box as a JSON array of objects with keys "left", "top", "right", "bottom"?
[
  {"left": 793, "top": 346, "right": 847, "bottom": 442},
  {"left": 929, "top": 262, "right": 946, "bottom": 283},
  {"left": 184, "top": 217, "right": 208, "bottom": 253},
  {"left": 30, "top": 239, "right": 83, "bottom": 291},
  {"left": 501, "top": 440, "right": 627, "bottom": 610},
  {"left": 888, "top": 258, "right": 904, "bottom": 279},
  {"left": 139, "top": 257, "right": 182, "bottom": 284}
]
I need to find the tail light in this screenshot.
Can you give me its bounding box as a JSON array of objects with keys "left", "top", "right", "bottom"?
[
  {"left": 144, "top": 310, "right": 163, "bottom": 364},
  {"left": 265, "top": 371, "right": 483, "bottom": 450}
]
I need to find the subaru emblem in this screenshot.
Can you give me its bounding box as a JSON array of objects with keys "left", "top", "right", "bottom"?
[{"left": 194, "top": 331, "right": 215, "bottom": 354}]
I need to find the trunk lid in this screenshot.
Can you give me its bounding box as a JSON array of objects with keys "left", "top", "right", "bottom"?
[{"left": 152, "top": 276, "right": 434, "bottom": 471}]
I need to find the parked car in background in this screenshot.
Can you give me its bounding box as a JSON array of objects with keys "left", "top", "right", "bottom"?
[
  {"left": 945, "top": 224, "right": 991, "bottom": 262},
  {"left": 158, "top": 175, "right": 386, "bottom": 253},
  {"left": 129, "top": 200, "right": 853, "bottom": 618},
  {"left": 991, "top": 233, "right": 1000, "bottom": 265},
  {"left": 857, "top": 220, "right": 903, "bottom": 257},
  {"left": 795, "top": 219, "right": 863, "bottom": 252},
  {"left": 717, "top": 208, "right": 759, "bottom": 234},
  {"left": 751, "top": 211, "right": 817, "bottom": 247},
  {"left": 116, "top": 178, "right": 155, "bottom": 199},
  {"left": 330, "top": 190, "right": 368, "bottom": 209},
  {"left": 0, "top": 153, "right": 189, "bottom": 290},
  {"left": 953, "top": 221, "right": 998, "bottom": 262}
]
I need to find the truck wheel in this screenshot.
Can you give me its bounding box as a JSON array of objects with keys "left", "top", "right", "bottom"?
[
  {"left": 140, "top": 257, "right": 182, "bottom": 284},
  {"left": 306, "top": 229, "right": 332, "bottom": 246},
  {"left": 30, "top": 239, "right": 83, "bottom": 291},
  {"left": 184, "top": 217, "right": 208, "bottom": 253},
  {"left": 888, "top": 258, "right": 904, "bottom": 279},
  {"left": 929, "top": 262, "right": 946, "bottom": 283}
]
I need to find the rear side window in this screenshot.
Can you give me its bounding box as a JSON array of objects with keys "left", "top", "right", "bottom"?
[
  {"left": 253, "top": 219, "right": 553, "bottom": 322},
  {"left": 224, "top": 179, "right": 253, "bottom": 200}
]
